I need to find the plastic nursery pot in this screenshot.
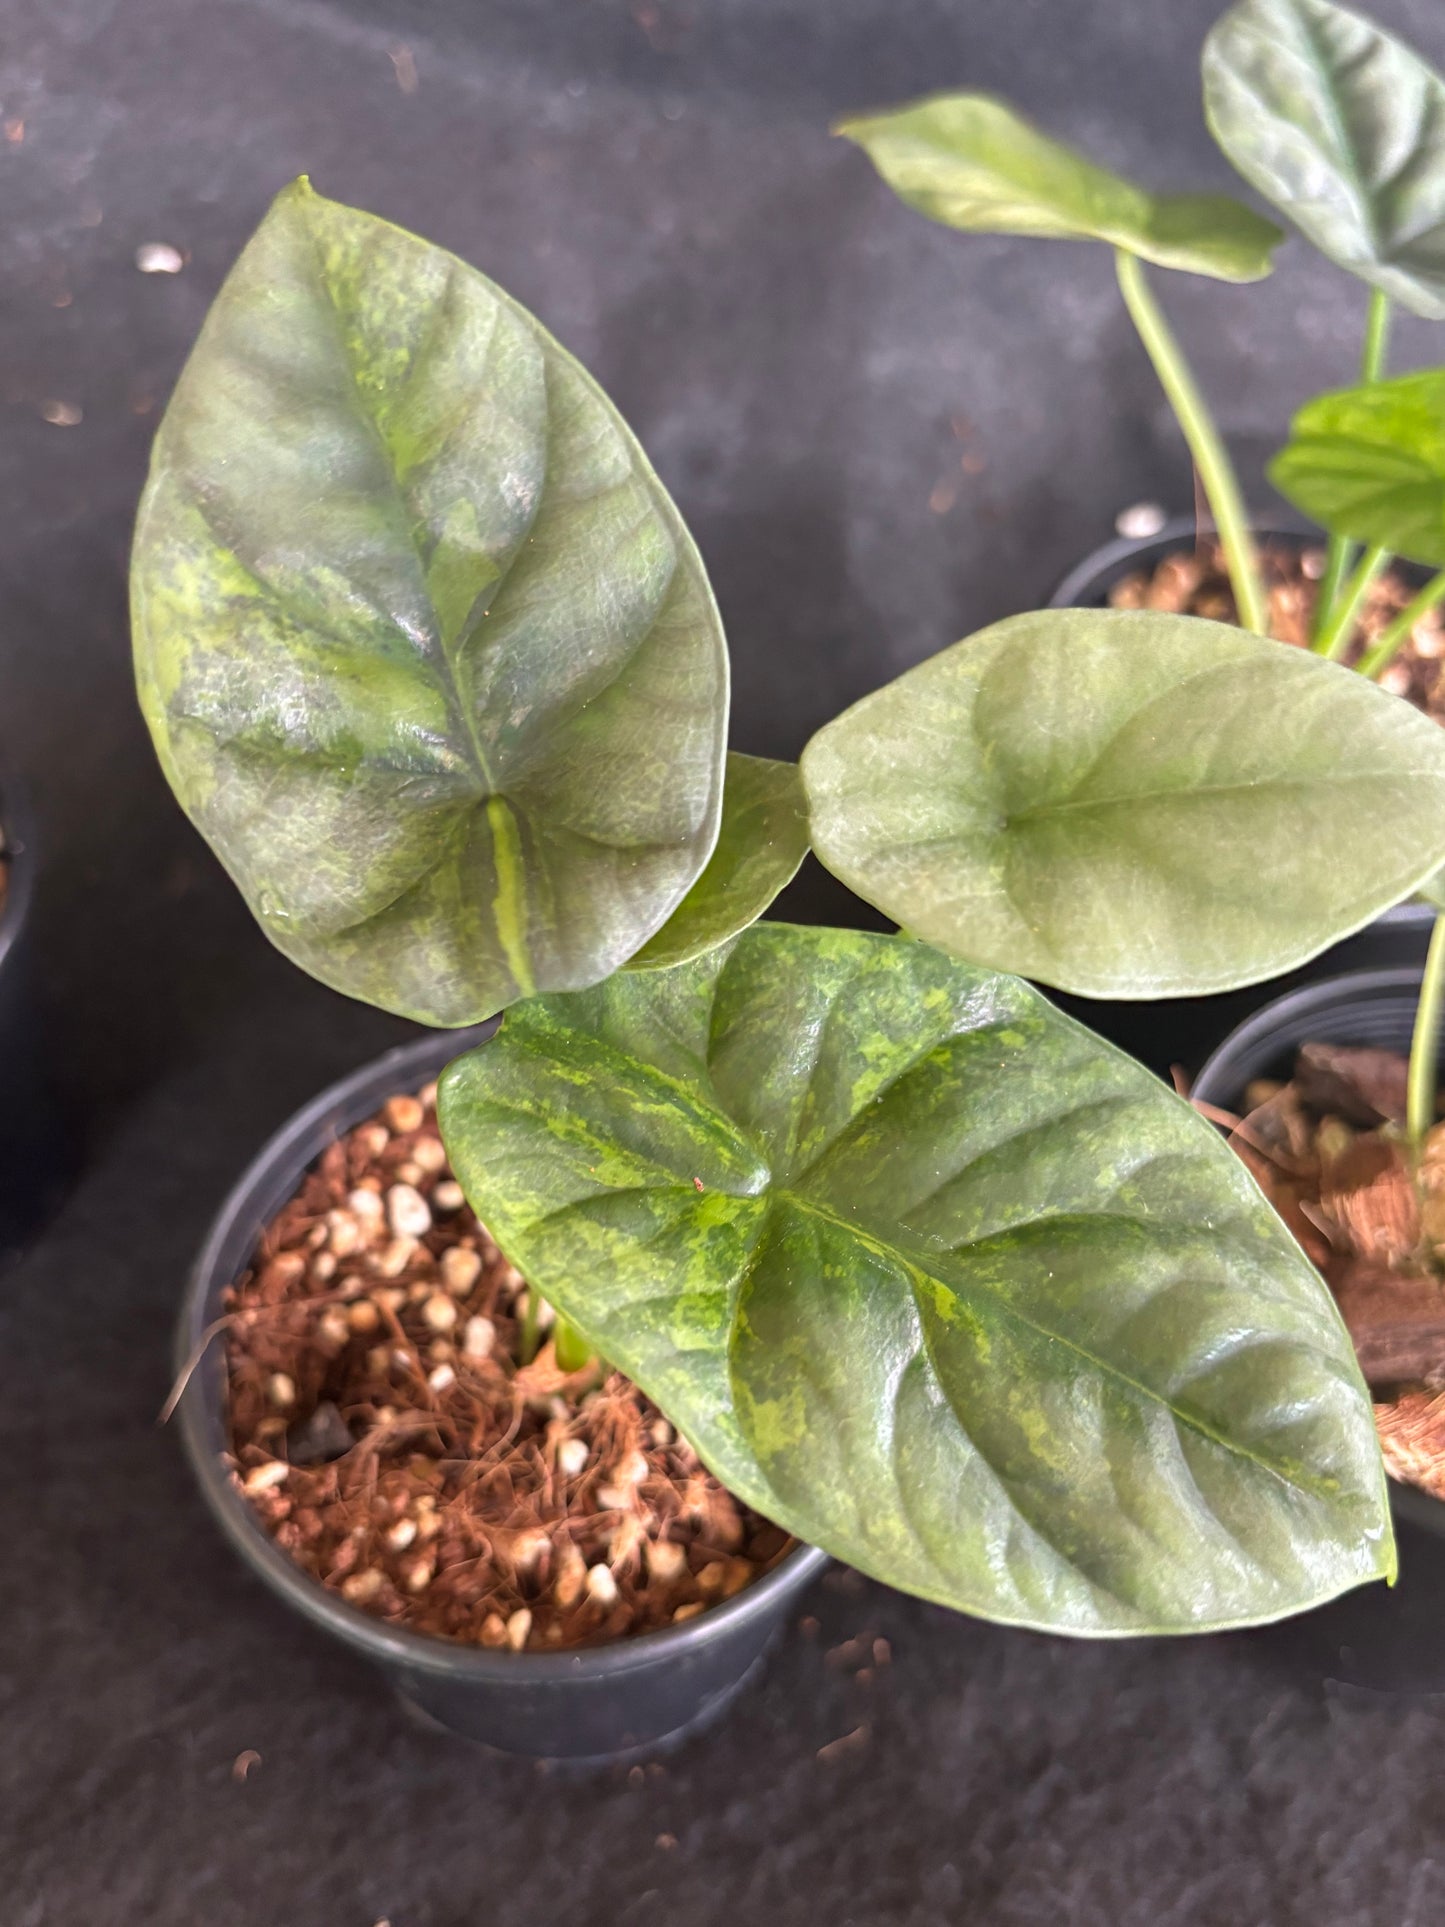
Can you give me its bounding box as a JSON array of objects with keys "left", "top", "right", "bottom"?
[
  {"left": 0, "top": 772, "right": 67, "bottom": 1263},
  {"left": 177, "top": 1027, "right": 829, "bottom": 1765},
  {"left": 1192, "top": 966, "right": 1445, "bottom": 1547}
]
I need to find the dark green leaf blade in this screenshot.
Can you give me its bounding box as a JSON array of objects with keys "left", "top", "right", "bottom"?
[
  {"left": 131, "top": 178, "right": 728, "bottom": 1025},
  {"left": 836, "top": 92, "right": 1282, "bottom": 280},
  {"left": 437, "top": 926, "right": 1392, "bottom": 1633},
  {"left": 1204, "top": 0, "right": 1445, "bottom": 317},
  {"left": 627, "top": 753, "right": 809, "bottom": 970},
  {"left": 801, "top": 609, "right": 1445, "bottom": 997},
  {"left": 1271, "top": 372, "right": 1445, "bottom": 566}
]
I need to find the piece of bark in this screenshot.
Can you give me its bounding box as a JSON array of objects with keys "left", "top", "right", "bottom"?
[
  {"left": 1376, "top": 1389, "right": 1445, "bottom": 1501},
  {"left": 1319, "top": 1133, "right": 1420, "bottom": 1265},
  {"left": 1294, "top": 1043, "right": 1409, "bottom": 1127},
  {"left": 1328, "top": 1260, "right": 1445, "bottom": 1387}
]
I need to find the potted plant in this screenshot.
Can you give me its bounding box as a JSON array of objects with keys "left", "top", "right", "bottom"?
[
  {"left": 138, "top": 178, "right": 1445, "bottom": 1762},
  {"left": 837, "top": 0, "right": 1445, "bottom": 684}
]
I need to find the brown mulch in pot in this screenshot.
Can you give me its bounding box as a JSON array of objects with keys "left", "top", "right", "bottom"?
[
  {"left": 1205, "top": 1046, "right": 1445, "bottom": 1501},
  {"left": 1109, "top": 537, "right": 1445, "bottom": 720},
  {"left": 221, "top": 1083, "right": 792, "bottom": 1652}
]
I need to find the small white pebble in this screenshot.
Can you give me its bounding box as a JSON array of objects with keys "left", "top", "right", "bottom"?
[
  {"left": 383, "top": 1518, "right": 417, "bottom": 1552},
  {"left": 411, "top": 1135, "right": 447, "bottom": 1174},
  {"left": 372, "top": 1286, "right": 406, "bottom": 1313},
  {"left": 355, "top": 1123, "right": 390, "bottom": 1159},
  {"left": 440, "top": 1246, "right": 482, "bottom": 1296},
  {"left": 1300, "top": 546, "right": 1328, "bottom": 581},
  {"left": 404, "top": 1556, "right": 434, "bottom": 1593},
  {"left": 341, "top": 1568, "right": 384, "bottom": 1603},
  {"left": 242, "top": 1459, "right": 289, "bottom": 1495},
  {"left": 1380, "top": 663, "right": 1412, "bottom": 696},
  {"left": 392, "top": 1348, "right": 414, "bottom": 1371},
  {"left": 615, "top": 1450, "right": 649, "bottom": 1488},
  {"left": 419, "top": 1081, "right": 439, "bottom": 1111},
  {"left": 347, "top": 1299, "right": 380, "bottom": 1334},
  {"left": 649, "top": 1418, "right": 673, "bottom": 1448},
  {"left": 553, "top": 1545, "right": 587, "bottom": 1607},
  {"left": 135, "top": 241, "right": 184, "bottom": 273},
  {"left": 1114, "top": 500, "right": 1167, "bottom": 541},
  {"left": 384, "top": 1094, "right": 425, "bottom": 1134},
  {"left": 396, "top": 1160, "right": 424, "bottom": 1186},
  {"left": 267, "top": 1373, "right": 296, "bottom": 1409},
  {"left": 463, "top": 1315, "right": 496, "bottom": 1360},
  {"left": 310, "top": 1250, "right": 337, "bottom": 1282},
  {"left": 423, "top": 1292, "right": 457, "bottom": 1333},
  {"left": 348, "top": 1188, "right": 385, "bottom": 1226},
  {"left": 505, "top": 1607, "right": 533, "bottom": 1651},
  {"left": 432, "top": 1180, "right": 466, "bottom": 1213},
  {"left": 327, "top": 1212, "right": 362, "bottom": 1257},
  {"left": 596, "top": 1485, "right": 631, "bottom": 1510},
  {"left": 646, "top": 1538, "right": 687, "bottom": 1583},
  {"left": 557, "top": 1438, "right": 589, "bottom": 1477},
  {"left": 427, "top": 1339, "right": 453, "bottom": 1365},
  {"left": 585, "top": 1562, "right": 619, "bottom": 1607},
  {"left": 428, "top": 1363, "right": 456, "bottom": 1393},
  {"left": 387, "top": 1183, "right": 432, "bottom": 1240},
  {"left": 318, "top": 1307, "right": 350, "bottom": 1349},
  {"left": 510, "top": 1528, "right": 549, "bottom": 1573},
  {"left": 366, "top": 1345, "right": 391, "bottom": 1375},
  {"left": 372, "top": 1237, "right": 417, "bottom": 1279}
]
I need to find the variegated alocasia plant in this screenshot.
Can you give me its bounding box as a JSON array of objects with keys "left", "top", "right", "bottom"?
[{"left": 139, "top": 178, "right": 1444, "bottom": 1640}]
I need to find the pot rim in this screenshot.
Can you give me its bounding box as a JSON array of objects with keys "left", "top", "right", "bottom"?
[
  {"left": 176, "top": 1026, "right": 829, "bottom": 1686},
  {"left": 0, "top": 771, "right": 36, "bottom": 981},
  {"left": 1048, "top": 513, "right": 1327, "bottom": 609},
  {"left": 1191, "top": 963, "right": 1445, "bottom": 1540}
]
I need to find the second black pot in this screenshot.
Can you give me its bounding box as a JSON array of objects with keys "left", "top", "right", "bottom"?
[{"left": 177, "top": 1027, "right": 829, "bottom": 1764}]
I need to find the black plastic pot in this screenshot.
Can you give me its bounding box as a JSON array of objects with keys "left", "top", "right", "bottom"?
[
  {"left": 1190, "top": 967, "right": 1445, "bottom": 1692},
  {"left": 1192, "top": 966, "right": 1445, "bottom": 1545},
  {"left": 177, "top": 1027, "right": 829, "bottom": 1764},
  {"left": 0, "top": 773, "right": 67, "bottom": 1263}
]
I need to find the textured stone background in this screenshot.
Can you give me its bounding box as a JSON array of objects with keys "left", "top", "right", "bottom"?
[{"left": 5, "top": 1, "right": 1445, "bottom": 1920}]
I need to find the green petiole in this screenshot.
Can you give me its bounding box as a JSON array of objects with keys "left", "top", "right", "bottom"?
[
  {"left": 1312, "top": 289, "right": 1392, "bottom": 646},
  {"left": 1114, "top": 248, "right": 1268, "bottom": 637},
  {"left": 1358, "top": 569, "right": 1445, "bottom": 680},
  {"left": 1313, "top": 544, "right": 1389, "bottom": 660},
  {"left": 1409, "top": 914, "right": 1445, "bottom": 1149}
]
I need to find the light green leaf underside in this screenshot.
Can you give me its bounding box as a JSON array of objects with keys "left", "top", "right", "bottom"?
[
  {"left": 437, "top": 925, "right": 1391, "bottom": 1634},
  {"left": 627, "top": 753, "right": 809, "bottom": 970},
  {"left": 131, "top": 178, "right": 728, "bottom": 1025},
  {"left": 1204, "top": 0, "right": 1445, "bottom": 317},
  {"left": 837, "top": 92, "right": 1282, "bottom": 280},
  {"left": 800, "top": 609, "right": 1445, "bottom": 998},
  {"left": 1272, "top": 372, "right": 1445, "bottom": 567}
]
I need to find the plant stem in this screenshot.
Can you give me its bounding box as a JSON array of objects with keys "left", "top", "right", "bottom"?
[
  {"left": 518, "top": 1287, "right": 542, "bottom": 1365},
  {"left": 553, "top": 1315, "right": 594, "bottom": 1375},
  {"left": 1312, "top": 289, "right": 1392, "bottom": 646},
  {"left": 1313, "top": 544, "right": 1389, "bottom": 660},
  {"left": 1114, "top": 248, "right": 1268, "bottom": 637},
  {"left": 1357, "top": 568, "right": 1445, "bottom": 680},
  {"left": 1409, "top": 914, "right": 1445, "bottom": 1148}
]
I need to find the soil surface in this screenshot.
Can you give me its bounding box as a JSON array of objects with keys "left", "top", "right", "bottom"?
[
  {"left": 1110, "top": 538, "right": 1445, "bottom": 718},
  {"left": 1207, "top": 1045, "right": 1445, "bottom": 1501},
  {"left": 224, "top": 1084, "right": 792, "bottom": 1650}
]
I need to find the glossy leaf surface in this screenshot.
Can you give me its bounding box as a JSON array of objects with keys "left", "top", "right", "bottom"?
[
  {"left": 1271, "top": 372, "right": 1445, "bottom": 567},
  {"left": 837, "top": 92, "right": 1281, "bottom": 280},
  {"left": 438, "top": 925, "right": 1392, "bottom": 1632},
  {"left": 627, "top": 753, "right": 808, "bottom": 970},
  {"left": 801, "top": 609, "right": 1445, "bottom": 997},
  {"left": 132, "top": 179, "right": 728, "bottom": 1025},
  {"left": 1204, "top": 0, "right": 1445, "bottom": 317}
]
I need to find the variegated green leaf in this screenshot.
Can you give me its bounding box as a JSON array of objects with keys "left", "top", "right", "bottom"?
[
  {"left": 801, "top": 608, "right": 1445, "bottom": 997},
  {"left": 837, "top": 92, "right": 1282, "bottom": 280},
  {"left": 132, "top": 179, "right": 728, "bottom": 1025},
  {"left": 438, "top": 924, "right": 1393, "bottom": 1634},
  {"left": 627, "top": 753, "right": 808, "bottom": 970},
  {"left": 1205, "top": 0, "right": 1445, "bottom": 317}
]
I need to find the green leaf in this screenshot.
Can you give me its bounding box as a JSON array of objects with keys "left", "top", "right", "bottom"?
[
  {"left": 1271, "top": 372, "right": 1445, "bottom": 567},
  {"left": 1417, "top": 866, "right": 1445, "bottom": 912},
  {"left": 1204, "top": 0, "right": 1445, "bottom": 318},
  {"left": 801, "top": 608, "right": 1445, "bottom": 998},
  {"left": 836, "top": 92, "right": 1282, "bottom": 280},
  {"left": 437, "top": 925, "right": 1392, "bottom": 1633},
  {"left": 626, "top": 753, "right": 808, "bottom": 970},
  {"left": 131, "top": 179, "right": 728, "bottom": 1026}
]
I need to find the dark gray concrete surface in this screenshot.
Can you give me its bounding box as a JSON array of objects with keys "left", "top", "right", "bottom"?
[{"left": 6, "top": 1, "right": 1445, "bottom": 1920}]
